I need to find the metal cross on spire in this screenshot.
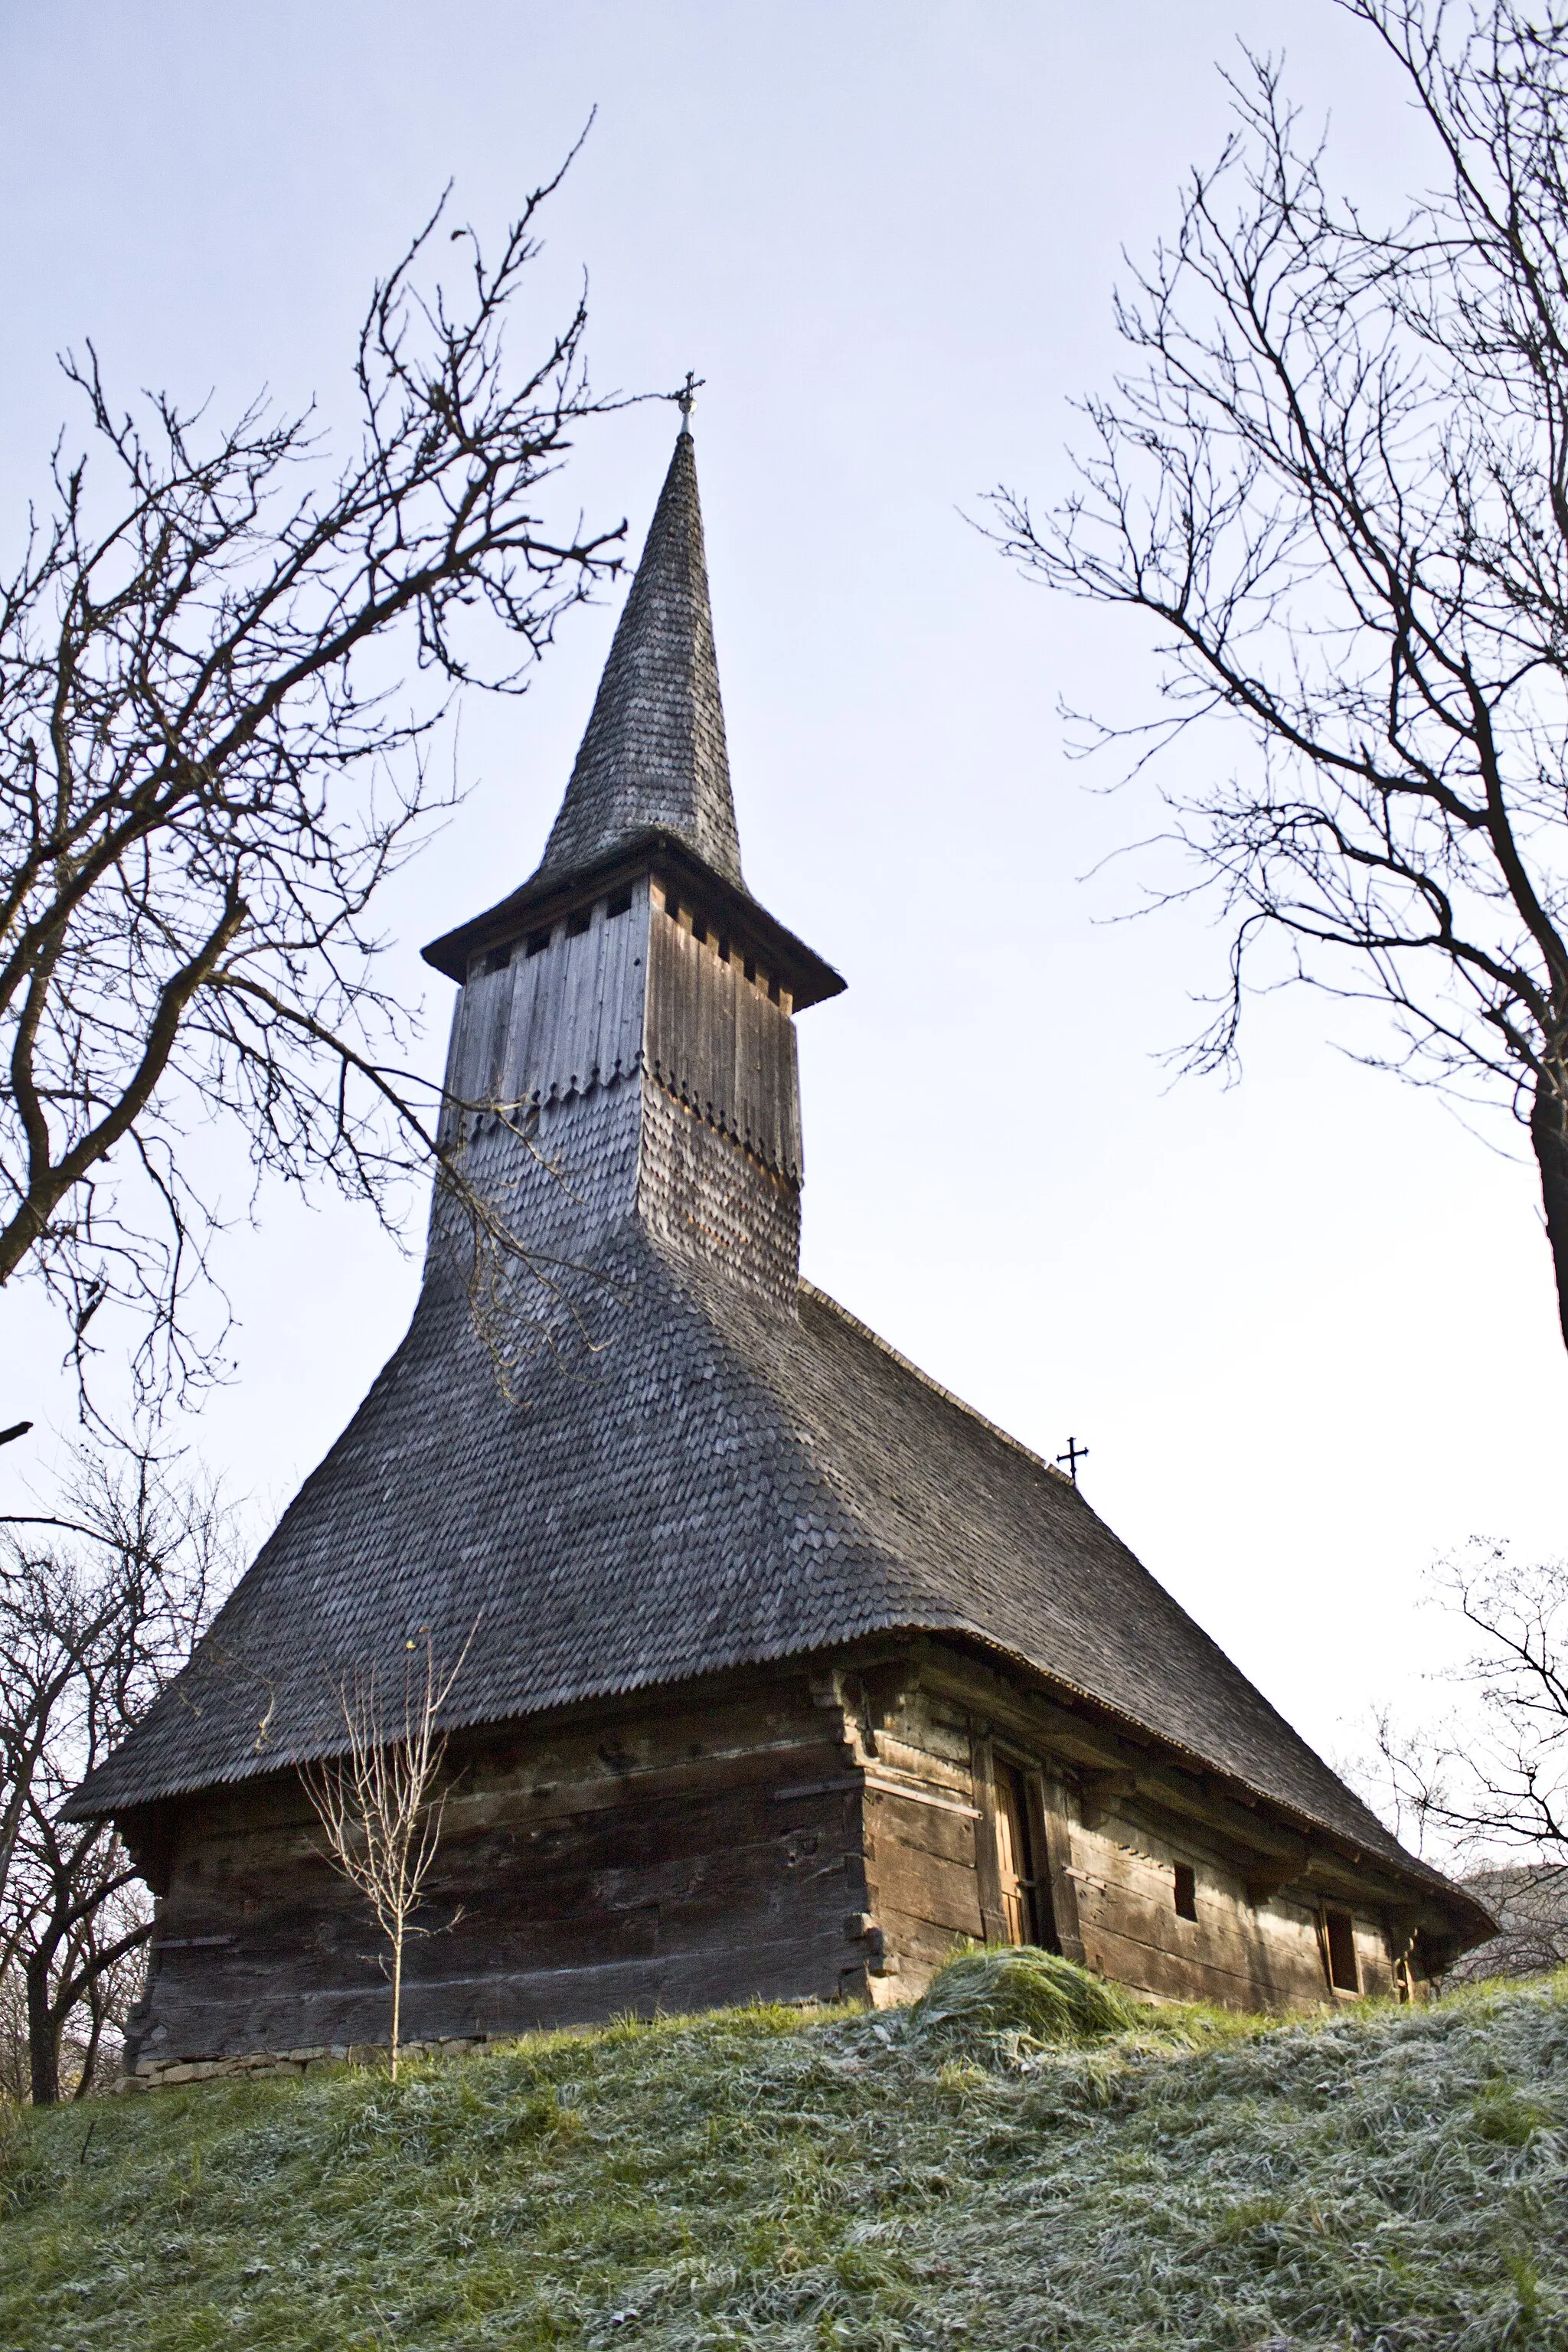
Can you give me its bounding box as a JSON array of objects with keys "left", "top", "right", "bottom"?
[
  {"left": 1055, "top": 1436, "right": 1089, "bottom": 1487},
  {"left": 675, "top": 370, "right": 705, "bottom": 431}
]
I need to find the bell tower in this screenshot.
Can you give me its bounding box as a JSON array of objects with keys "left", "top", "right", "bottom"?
[{"left": 420, "top": 423, "right": 843, "bottom": 1307}]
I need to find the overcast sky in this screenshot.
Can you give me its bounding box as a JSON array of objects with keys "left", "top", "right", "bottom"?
[{"left": 2, "top": 2, "right": 1563, "bottom": 1798}]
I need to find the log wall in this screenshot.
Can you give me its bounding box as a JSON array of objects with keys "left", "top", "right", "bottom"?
[
  {"left": 124, "top": 1642, "right": 1413, "bottom": 2081},
  {"left": 126, "top": 1676, "right": 868, "bottom": 2079},
  {"left": 1064, "top": 1799, "right": 1394, "bottom": 2011},
  {"left": 815, "top": 1652, "right": 1406, "bottom": 2014}
]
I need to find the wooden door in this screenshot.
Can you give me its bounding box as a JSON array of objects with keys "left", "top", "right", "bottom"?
[{"left": 993, "top": 1762, "right": 1040, "bottom": 1946}]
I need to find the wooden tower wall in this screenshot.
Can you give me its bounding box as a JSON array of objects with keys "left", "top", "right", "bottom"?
[{"left": 433, "top": 869, "right": 804, "bottom": 1302}]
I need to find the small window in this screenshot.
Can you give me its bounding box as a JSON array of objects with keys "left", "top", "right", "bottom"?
[
  {"left": 767, "top": 978, "right": 780, "bottom": 1004},
  {"left": 691, "top": 916, "right": 708, "bottom": 944},
  {"left": 717, "top": 936, "right": 730, "bottom": 963},
  {"left": 743, "top": 956, "right": 756, "bottom": 984},
  {"left": 664, "top": 893, "right": 681, "bottom": 923},
  {"left": 1174, "top": 1862, "right": 1197, "bottom": 1922},
  {"left": 525, "top": 928, "right": 551, "bottom": 959},
  {"left": 566, "top": 906, "right": 592, "bottom": 937},
  {"left": 1324, "top": 1906, "right": 1361, "bottom": 1993},
  {"left": 483, "top": 943, "right": 511, "bottom": 975},
  {"left": 606, "top": 890, "right": 632, "bottom": 920}
]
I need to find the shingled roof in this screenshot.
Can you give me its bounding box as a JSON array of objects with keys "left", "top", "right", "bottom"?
[
  {"left": 69, "top": 1217, "right": 1458, "bottom": 1916},
  {"left": 533, "top": 426, "right": 743, "bottom": 892}
]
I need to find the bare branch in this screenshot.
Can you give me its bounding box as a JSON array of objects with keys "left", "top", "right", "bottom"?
[
  {"left": 0, "top": 172, "right": 632, "bottom": 1419},
  {"left": 0, "top": 1439, "right": 235, "bottom": 2097},
  {"left": 1368, "top": 1539, "right": 1568, "bottom": 1873},
  {"left": 300, "top": 1619, "right": 478, "bottom": 2076},
  {"left": 988, "top": 2, "right": 1568, "bottom": 1347}
]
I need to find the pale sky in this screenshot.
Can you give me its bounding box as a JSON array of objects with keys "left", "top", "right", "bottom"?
[{"left": 2, "top": 2, "right": 1563, "bottom": 1804}]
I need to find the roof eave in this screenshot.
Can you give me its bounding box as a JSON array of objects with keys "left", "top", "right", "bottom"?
[
  {"left": 930, "top": 1626, "right": 1498, "bottom": 1950},
  {"left": 67, "top": 1619, "right": 1494, "bottom": 1949},
  {"left": 420, "top": 831, "right": 846, "bottom": 1010}
]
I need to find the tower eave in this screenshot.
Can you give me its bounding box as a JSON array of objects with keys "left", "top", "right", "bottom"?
[{"left": 420, "top": 830, "right": 846, "bottom": 1010}]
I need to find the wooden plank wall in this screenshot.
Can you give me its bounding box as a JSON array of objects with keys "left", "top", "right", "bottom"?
[
  {"left": 437, "top": 877, "right": 802, "bottom": 1185},
  {"left": 1063, "top": 1800, "right": 1394, "bottom": 2011},
  {"left": 860, "top": 1696, "right": 986, "bottom": 1998},
  {"left": 645, "top": 898, "right": 802, "bottom": 1181},
  {"left": 128, "top": 1649, "right": 1406, "bottom": 2076},
  {"left": 129, "top": 1679, "right": 867, "bottom": 2074},
  {"left": 828, "top": 1661, "right": 1397, "bottom": 2015},
  {"left": 439, "top": 884, "right": 651, "bottom": 1136}
]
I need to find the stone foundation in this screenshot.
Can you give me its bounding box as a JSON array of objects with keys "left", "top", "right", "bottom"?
[{"left": 121, "top": 2033, "right": 492, "bottom": 2091}]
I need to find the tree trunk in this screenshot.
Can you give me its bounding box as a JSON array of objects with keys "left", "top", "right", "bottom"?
[
  {"left": 390, "top": 1923, "right": 403, "bottom": 2081},
  {"left": 1530, "top": 1066, "right": 1568, "bottom": 1354},
  {"left": 25, "top": 1954, "right": 60, "bottom": 2106},
  {"left": 74, "top": 1994, "right": 106, "bottom": 2102}
]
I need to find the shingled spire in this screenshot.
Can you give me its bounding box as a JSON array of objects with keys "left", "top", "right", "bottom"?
[{"left": 533, "top": 426, "right": 744, "bottom": 892}]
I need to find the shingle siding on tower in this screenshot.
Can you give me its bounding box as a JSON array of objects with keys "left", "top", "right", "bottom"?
[{"left": 74, "top": 427, "right": 1490, "bottom": 2080}]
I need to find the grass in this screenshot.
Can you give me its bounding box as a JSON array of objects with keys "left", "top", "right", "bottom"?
[{"left": 0, "top": 1952, "right": 1564, "bottom": 2349}]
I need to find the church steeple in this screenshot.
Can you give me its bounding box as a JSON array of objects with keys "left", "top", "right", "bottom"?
[
  {"left": 419, "top": 420, "right": 844, "bottom": 1306},
  {"left": 421, "top": 424, "right": 841, "bottom": 1011},
  {"left": 533, "top": 427, "right": 744, "bottom": 893}
]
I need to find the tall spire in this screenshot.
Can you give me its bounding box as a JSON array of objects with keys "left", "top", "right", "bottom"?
[{"left": 533, "top": 425, "right": 745, "bottom": 891}]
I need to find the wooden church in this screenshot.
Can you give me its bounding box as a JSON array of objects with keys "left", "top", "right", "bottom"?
[{"left": 73, "top": 424, "right": 1489, "bottom": 2082}]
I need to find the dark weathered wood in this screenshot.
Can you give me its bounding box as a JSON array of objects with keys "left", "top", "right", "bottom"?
[
  {"left": 1244, "top": 1845, "right": 1312, "bottom": 1905},
  {"left": 875, "top": 1903, "right": 970, "bottom": 1983},
  {"left": 122, "top": 1635, "right": 1436, "bottom": 2078},
  {"left": 1079, "top": 1769, "right": 1138, "bottom": 1832},
  {"left": 646, "top": 902, "right": 802, "bottom": 1179},
  {"left": 126, "top": 1682, "right": 867, "bottom": 2072},
  {"left": 864, "top": 1824, "right": 985, "bottom": 1941},
  {"left": 916, "top": 1645, "right": 1446, "bottom": 1926},
  {"left": 1032, "top": 1770, "right": 1083, "bottom": 1963},
  {"left": 1021, "top": 1770, "right": 1063, "bottom": 1957},
  {"left": 967, "top": 1734, "right": 1008, "bottom": 1948},
  {"left": 867, "top": 1787, "right": 978, "bottom": 1871}
]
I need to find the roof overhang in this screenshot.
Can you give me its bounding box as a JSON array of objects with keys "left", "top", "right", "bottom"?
[
  {"left": 917, "top": 1627, "right": 1499, "bottom": 1956},
  {"left": 420, "top": 831, "right": 847, "bottom": 1011},
  {"left": 70, "top": 1625, "right": 1497, "bottom": 1961}
]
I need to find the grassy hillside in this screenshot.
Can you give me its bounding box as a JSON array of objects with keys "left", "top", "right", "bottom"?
[{"left": 0, "top": 1952, "right": 1565, "bottom": 2350}]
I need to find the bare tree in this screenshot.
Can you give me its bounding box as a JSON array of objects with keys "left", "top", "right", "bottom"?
[
  {"left": 1377, "top": 1540, "right": 1567, "bottom": 1858},
  {"left": 0, "top": 1447, "right": 230, "bottom": 2099},
  {"left": 1370, "top": 1540, "right": 1567, "bottom": 1978},
  {"left": 989, "top": 0, "right": 1568, "bottom": 1348},
  {"left": 13, "top": 1818, "right": 149, "bottom": 2105},
  {"left": 0, "top": 158, "right": 628, "bottom": 1418},
  {"left": 301, "top": 1624, "right": 475, "bottom": 2079},
  {"left": 0, "top": 1879, "right": 156, "bottom": 2102}
]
